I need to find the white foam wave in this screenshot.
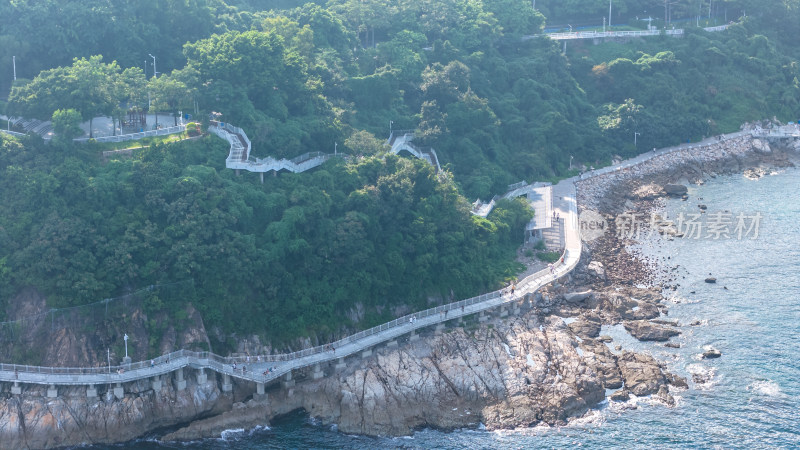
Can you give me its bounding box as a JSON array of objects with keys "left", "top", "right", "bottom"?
[
  {"left": 686, "top": 363, "right": 717, "bottom": 389},
  {"left": 748, "top": 380, "right": 784, "bottom": 397},
  {"left": 220, "top": 428, "right": 246, "bottom": 440}
]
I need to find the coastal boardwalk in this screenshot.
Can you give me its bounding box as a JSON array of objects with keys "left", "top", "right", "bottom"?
[
  {"left": 0, "top": 123, "right": 796, "bottom": 399},
  {"left": 0, "top": 185, "right": 580, "bottom": 396}
]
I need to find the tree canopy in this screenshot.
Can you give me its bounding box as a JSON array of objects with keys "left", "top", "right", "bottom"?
[{"left": 1, "top": 0, "right": 799, "bottom": 356}]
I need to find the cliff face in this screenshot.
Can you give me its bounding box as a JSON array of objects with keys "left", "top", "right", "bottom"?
[
  {"left": 0, "top": 375, "right": 233, "bottom": 450},
  {"left": 0, "top": 287, "right": 685, "bottom": 448},
  {"left": 164, "top": 290, "right": 682, "bottom": 442},
  {"left": 299, "top": 311, "right": 675, "bottom": 436},
  {"left": 1, "top": 286, "right": 211, "bottom": 368}
]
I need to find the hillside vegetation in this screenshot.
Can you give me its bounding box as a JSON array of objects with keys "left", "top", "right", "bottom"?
[{"left": 0, "top": 0, "right": 798, "bottom": 356}]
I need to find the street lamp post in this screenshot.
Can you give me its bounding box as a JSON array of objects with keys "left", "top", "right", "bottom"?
[
  {"left": 123, "top": 334, "right": 131, "bottom": 365},
  {"left": 609, "top": 0, "right": 612, "bottom": 28},
  {"left": 12, "top": 56, "right": 16, "bottom": 81},
  {"left": 569, "top": 155, "right": 573, "bottom": 170},
  {"left": 634, "top": 132, "right": 641, "bottom": 147},
  {"left": 148, "top": 54, "right": 158, "bottom": 79},
  {"left": 334, "top": 141, "right": 337, "bottom": 155},
  {"left": 390, "top": 120, "right": 393, "bottom": 136}
]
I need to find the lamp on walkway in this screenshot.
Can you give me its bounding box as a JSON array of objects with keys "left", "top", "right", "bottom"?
[
  {"left": 148, "top": 54, "right": 158, "bottom": 79},
  {"left": 123, "top": 334, "right": 131, "bottom": 365}
]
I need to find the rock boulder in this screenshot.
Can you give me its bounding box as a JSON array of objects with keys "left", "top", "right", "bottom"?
[
  {"left": 664, "top": 184, "right": 688, "bottom": 196},
  {"left": 623, "top": 320, "right": 681, "bottom": 342}
]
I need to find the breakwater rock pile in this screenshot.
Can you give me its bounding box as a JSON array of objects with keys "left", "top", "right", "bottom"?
[{"left": 578, "top": 135, "right": 796, "bottom": 214}]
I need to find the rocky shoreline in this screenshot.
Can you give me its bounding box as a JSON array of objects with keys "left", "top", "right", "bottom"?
[{"left": 0, "top": 131, "right": 797, "bottom": 449}]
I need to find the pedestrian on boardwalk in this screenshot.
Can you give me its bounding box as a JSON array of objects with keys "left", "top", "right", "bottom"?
[{"left": 511, "top": 284, "right": 515, "bottom": 296}]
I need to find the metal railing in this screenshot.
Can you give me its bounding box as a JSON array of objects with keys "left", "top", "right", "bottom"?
[
  {"left": 543, "top": 29, "right": 685, "bottom": 40},
  {"left": 530, "top": 23, "right": 731, "bottom": 41},
  {"left": 0, "top": 129, "right": 27, "bottom": 138},
  {"left": 0, "top": 214, "right": 576, "bottom": 386},
  {"left": 74, "top": 125, "right": 185, "bottom": 143},
  {"left": 0, "top": 126, "right": 586, "bottom": 387}
]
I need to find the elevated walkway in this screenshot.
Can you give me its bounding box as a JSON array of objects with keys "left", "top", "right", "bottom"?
[
  {"left": 0, "top": 181, "right": 580, "bottom": 390},
  {"left": 4, "top": 120, "right": 795, "bottom": 398},
  {"left": 389, "top": 131, "right": 441, "bottom": 171},
  {"left": 527, "top": 24, "right": 730, "bottom": 41}
]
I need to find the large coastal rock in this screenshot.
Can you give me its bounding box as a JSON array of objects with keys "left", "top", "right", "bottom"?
[
  {"left": 664, "top": 184, "right": 688, "bottom": 196},
  {"left": 617, "top": 351, "right": 669, "bottom": 396},
  {"left": 164, "top": 314, "right": 680, "bottom": 442},
  {"left": 568, "top": 313, "right": 602, "bottom": 338},
  {"left": 296, "top": 315, "right": 678, "bottom": 435},
  {"left": 587, "top": 261, "right": 606, "bottom": 280},
  {"left": 623, "top": 320, "right": 681, "bottom": 341}
]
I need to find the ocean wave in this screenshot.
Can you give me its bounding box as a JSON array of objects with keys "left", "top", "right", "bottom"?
[
  {"left": 219, "top": 428, "right": 246, "bottom": 440},
  {"left": 747, "top": 379, "right": 785, "bottom": 398},
  {"left": 686, "top": 363, "right": 717, "bottom": 389}
]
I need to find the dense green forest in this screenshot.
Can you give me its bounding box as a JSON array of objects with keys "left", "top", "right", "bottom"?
[{"left": 1, "top": 0, "right": 798, "bottom": 353}]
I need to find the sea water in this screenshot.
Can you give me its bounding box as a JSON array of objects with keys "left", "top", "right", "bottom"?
[{"left": 121, "top": 168, "right": 800, "bottom": 449}]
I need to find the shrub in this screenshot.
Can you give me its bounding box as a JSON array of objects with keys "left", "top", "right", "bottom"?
[
  {"left": 186, "top": 122, "right": 200, "bottom": 136},
  {"left": 536, "top": 251, "right": 561, "bottom": 263}
]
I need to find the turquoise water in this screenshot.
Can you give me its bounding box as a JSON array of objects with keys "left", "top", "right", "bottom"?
[{"left": 123, "top": 168, "right": 800, "bottom": 449}]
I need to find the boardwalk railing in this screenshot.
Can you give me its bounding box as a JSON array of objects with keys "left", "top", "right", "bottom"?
[
  {"left": 74, "top": 125, "right": 186, "bottom": 143},
  {"left": 533, "top": 28, "right": 685, "bottom": 40},
  {"left": 0, "top": 129, "right": 27, "bottom": 138},
  {"left": 1, "top": 120, "right": 793, "bottom": 388},
  {"left": 529, "top": 23, "right": 730, "bottom": 41},
  {"left": 0, "top": 210, "right": 577, "bottom": 386}
]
